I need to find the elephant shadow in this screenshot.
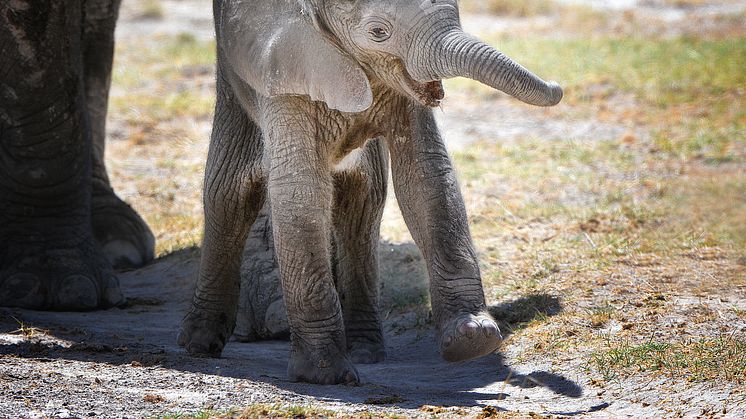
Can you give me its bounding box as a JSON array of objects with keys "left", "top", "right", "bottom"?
[
  {"left": 264, "top": 291, "right": 581, "bottom": 410},
  {"left": 0, "top": 243, "right": 584, "bottom": 411}
]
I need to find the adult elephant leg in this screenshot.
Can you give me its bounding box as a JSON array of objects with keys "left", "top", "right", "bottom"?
[
  {"left": 265, "top": 98, "right": 358, "bottom": 385},
  {"left": 387, "top": 104, "right": 502, "bottom": 363},
  {"left": 0, "top": 1, "right": 122, "bottom": 310},
  {"left": 234, "top": 203, "right": 288, "bottom": 342},
  {"left": 178, "top": 70, "right": 264, "bottom": 356},
  {"left": 332, "top": 139, "right": 388, "bottom": 364},
  {"left": 83, "top": 0, "right": 155, "bottom": 269}
]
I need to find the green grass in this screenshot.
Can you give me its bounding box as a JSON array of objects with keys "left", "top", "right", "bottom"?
[
  {"left": 447, "top": 35, "right": 746, "bottom": 260},
  {"left": 461, "top": 0, "right": 558, "bottom": 16},
  {"left": 589, "top": 337, "right": 746, "bottom": 383},
  {"left": 454, "top": 137, "right": 745, "bottom": 271},
  {"left": 115, "top": 33, "right": 216, "bottom": 81},
  {"left": 111, "top": 33, "right": 216, "bottom": 124},
  {"left": 447, "top": 36, "right": 745, "bottom": 163},
  {"left": 451, "top": 36, "right": 746, "bottom": 104}
]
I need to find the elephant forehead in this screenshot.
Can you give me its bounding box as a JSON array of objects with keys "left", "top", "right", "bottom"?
[
  {"left": 417, "top": 0, "right": 458, "bottom": 12},
  {"left": 360, "top": 0, "right": 457, "bottom": 20}
]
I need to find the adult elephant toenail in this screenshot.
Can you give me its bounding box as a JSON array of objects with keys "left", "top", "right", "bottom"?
[
  {"left": 0, "top": 273, "right": 44, "bottom": 309},
  {"left": 57, "top": 275, "right": 99, "bottom": 310}
]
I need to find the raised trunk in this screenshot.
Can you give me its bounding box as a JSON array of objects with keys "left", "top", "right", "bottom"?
[{"left": 406, "top": 30, "right": 563, "bottom": 107}]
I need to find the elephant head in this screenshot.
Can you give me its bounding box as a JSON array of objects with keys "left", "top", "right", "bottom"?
[{"left": 220, "top": 0, "right": 562, "bottom": 112}]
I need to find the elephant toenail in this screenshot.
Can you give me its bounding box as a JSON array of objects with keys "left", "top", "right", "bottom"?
[
  {"left": 186, "top": 342, "right": 200, "bottom": 354},
  {"left": 186, "top": 342, "right": 210, "bottom": 356},
  {"left": 458, "top": 320, "right": 479, "bottom": 337},
  {"left": 443, "top": 335, "right": 453, "bottom": 347},
  {"left": 481, "top": 320, "right": 499, "bottom": 336},
  {"left": 344, "top": 371, "right": 359, "bottom": 385},
  {"left": 102, "top": 276, "right": 125, "bottom": 307},
  {"left": 177, "top": 330, "right": 188, "bottom": 347},
  {"left": 0, "top": 273, "right": 44, "bottom": 308},
  {"left": 265, "top": 298, "right": 289, "bottom": 335},
  {"left": 58, "top": 275, "right": 98, "bottom": 310}
]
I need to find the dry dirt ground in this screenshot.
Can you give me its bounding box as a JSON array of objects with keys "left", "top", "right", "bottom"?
[{"left": 1, "top": 0, "right": 745, "bottom": 418}]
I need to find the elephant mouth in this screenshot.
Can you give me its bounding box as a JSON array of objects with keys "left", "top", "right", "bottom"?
[{"left": 401, "top": 76, "right": 445, "bottom": 107}]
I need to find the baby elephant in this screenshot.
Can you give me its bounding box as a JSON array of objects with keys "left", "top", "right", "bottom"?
[{"left": 178, "top": 0, "right": 562, "bottom": 385}]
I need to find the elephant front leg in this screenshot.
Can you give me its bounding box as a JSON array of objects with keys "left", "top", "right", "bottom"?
[
  {"left": 266, "top": 110, "right": 358, "bottom": 385},
  {"left": 388, "top": 105, "right": 502, "bottom": 363},
  {"left": 332, "top": 139, "right": 388, "bottom": 364},
  {"left": 178, "top": 75, "right": 264, "bottom": 356},
  {"left": 0, "top": 1, "right": 122, "bottom": 310}
]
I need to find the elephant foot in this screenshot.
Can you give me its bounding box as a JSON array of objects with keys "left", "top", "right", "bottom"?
[
  {"left": 438, "top": 312, "right": 502, "bottom": 363},
  {"left": 178, "top": 307, "right": 234, "bottom": 357},
  {"left": 288, "top": 342, "right": 360, "bottom": 385},
  {"left": 234, "top": 296, "right": 289, "bottom": 342},
  {"left": 346, "top": 322, "right": 386, "bottom": 364},
  {"left": 232, "top": 318, "right": 259, "bottom": 343},
  {"left": 235, "top": 206, "right": 288, "bottom": 342},
  {"left": 0, "top": 242, "right": 124, "bottom": 311},
  {"left": 348, "top": 341, "right": 387, "bottom": 364},
  {"left": 92, "top": 185, "right": 155, "bottom": 270}
]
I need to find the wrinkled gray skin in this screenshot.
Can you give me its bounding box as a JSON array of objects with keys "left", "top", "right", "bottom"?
[
  {"left": 0, "top": 1, "right": 155, "bottom": 311},
  {"left": 179, "top": 0, "right": 562, "bottom": 385}
]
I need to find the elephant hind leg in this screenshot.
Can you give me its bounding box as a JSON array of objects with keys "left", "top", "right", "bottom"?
[
  {"left": 232, "top": 138, "right": 391, "bottom": 358},
  {"left": 83, "top": 0, "right": 155, "bottom": 269},
  {"left": 234, "top": 203, "right": 288, "bottom": 342},
  {"left": 178, "top": 70, "right": 266, "bottom": 357},
  {"left": 332, "top": 138, "right": 389, "bottom": 364}
]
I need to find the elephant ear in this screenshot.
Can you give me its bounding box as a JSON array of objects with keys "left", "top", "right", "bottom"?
[{"left": 223, "top": 3, "right": 373, "bottom": 113}]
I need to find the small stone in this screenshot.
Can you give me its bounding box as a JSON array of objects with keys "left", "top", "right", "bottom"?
[{"left": 54, "top": 410, "right": 73, "bottom": 419}]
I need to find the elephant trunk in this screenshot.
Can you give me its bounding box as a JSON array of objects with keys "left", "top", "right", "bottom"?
[{"left": 406, "top": 30, "right": 563, "bottom": 107}]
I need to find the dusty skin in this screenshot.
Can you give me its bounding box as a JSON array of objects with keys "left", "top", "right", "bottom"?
[{"left": 2, "top": 0, "right": 746, "bottom": 417}]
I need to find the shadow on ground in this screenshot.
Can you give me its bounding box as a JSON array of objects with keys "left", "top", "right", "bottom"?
[{"left": 0, "top": 243, "right": 588, "bottom": 412}]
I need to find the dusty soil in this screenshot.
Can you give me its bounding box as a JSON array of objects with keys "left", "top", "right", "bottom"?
[
  {"left": 1, "top": 250, "right": 743, "bottom": 417},
  {"left": 0, "top": 249, "right": 605, "bottom": 418},
  {"left": 1, "top": 0, "right": 745, "bottom": 418}
]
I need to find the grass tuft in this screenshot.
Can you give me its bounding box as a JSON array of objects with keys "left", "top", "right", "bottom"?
[
  {"left": 9, "top": 317, "right": 48, "bottom": 339},
  {"left": 589, "top": 336, "right": 746, "bottom": 383},
  {"left": 137, "top": 0, "right": 164, "bottom": 20}
]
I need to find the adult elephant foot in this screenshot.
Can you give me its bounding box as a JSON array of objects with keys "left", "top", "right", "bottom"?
[
  {"left": 91, "top": 182, "right": 155, "bottom": 270},
  {"left": 438, "top": 312, "right": 503, "bottom": 363},
  {"left": 288, "top": 342, "right": 360, "bottom": 385},
  {"left": 178, "top": 308, "right": 234, "bottom": 357},
  {"left": 0, "top": 241, "right": 124, "bottom": 311}
]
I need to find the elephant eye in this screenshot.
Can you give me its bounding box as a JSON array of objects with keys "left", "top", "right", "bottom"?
[{"left": 368, "top": 26, "right": 390, "bottom": 42}]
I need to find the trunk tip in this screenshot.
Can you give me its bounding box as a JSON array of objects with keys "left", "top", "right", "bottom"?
[{"left": 544, "top": 81, "right": 563, "bottom": 106}]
